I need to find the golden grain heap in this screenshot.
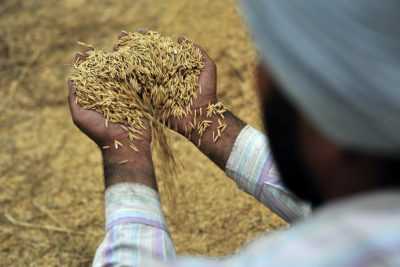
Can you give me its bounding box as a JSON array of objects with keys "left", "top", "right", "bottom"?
[{"left": 69, "top": 31, "right": 227, "bottom": 160}]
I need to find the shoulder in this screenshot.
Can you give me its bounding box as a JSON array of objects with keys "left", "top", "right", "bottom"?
[{"left": 230, "top": 192, "right": 400, "bottom": 267}]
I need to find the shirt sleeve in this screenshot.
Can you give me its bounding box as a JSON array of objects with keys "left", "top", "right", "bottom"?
[
  {"left": 93, "top": 180, "right": 387, "bottom": 267},
  {"left": 92, "top": 183, "right": 176, "bottom": 267},
  {"left": 225, "top": 125, "right": 311, "bottom": 223}
]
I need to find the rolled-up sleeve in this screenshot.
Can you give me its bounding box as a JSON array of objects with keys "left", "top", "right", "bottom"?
[
  {"left": 226, "top": 125, "right": 311, "bottom": 223},
  {"left": 93, "top": 183, "right": 176, "bottom": 267}
]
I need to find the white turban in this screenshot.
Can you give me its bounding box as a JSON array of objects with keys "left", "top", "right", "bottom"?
[{"left": 240, "top": 0, "right": 400, "bottom": 157}]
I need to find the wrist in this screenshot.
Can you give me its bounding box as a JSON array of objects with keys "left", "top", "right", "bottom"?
[
  {"left": 174, "top": 97, "right": 219, "bottom": 137},
  {"left": 103, "top": 160, "right": 157, "bottom": 189},
  {"left": 187, "top": 110, "right": 227, "bottom": 145},
  {"left": 177, "top": 100, "right": 224, "bottom": 142},
  {"left": 101, "top": 141, "right": 152, "bottom": 162},
  {"left": 101, "top": 141, "right": 156, "bottom": 190},
  {"left": 190, "top": 110, "right": 246, "bottom": 169}
]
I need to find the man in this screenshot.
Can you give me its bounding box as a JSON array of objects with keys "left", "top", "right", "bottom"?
[{"left": 68, "top": 0, "right": 400, "bottom": 266}]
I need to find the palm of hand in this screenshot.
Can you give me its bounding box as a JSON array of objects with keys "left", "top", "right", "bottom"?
[
  {"left": 169, "top": 48, "right": 218, "bottom": 135},
  {"left": 68, "top": 80, "right": 133, "bottom": 146}
]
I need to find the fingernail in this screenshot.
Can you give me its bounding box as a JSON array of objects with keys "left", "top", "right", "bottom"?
[{"left": 68, "top": 80, "right": 76, "bottom": 93}]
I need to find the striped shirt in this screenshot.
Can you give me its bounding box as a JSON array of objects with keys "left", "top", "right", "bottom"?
[
  {"left": 225, "top": 126, "right": 310, "bottom": 222},
  {"left": 93, "top": 126, "right": 400, "bottom": 267}
]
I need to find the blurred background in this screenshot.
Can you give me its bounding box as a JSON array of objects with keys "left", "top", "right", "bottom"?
[{"left": 0, "top": 0, "right": 285, "bottom": 266}]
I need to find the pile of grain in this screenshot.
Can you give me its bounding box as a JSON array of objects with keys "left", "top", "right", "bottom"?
[{"left": 69, "top": 31, "right": 226, "bottom": 160}]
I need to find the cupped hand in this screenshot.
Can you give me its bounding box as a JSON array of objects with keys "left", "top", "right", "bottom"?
[
  {"left": 68, "top": 48, "right": 155, "bottom": 189},
  {"left": 168, "top": 41, "right": 218, "bottom": 137},
  {"left": 68, "top": 51, "right": 151, "bottom": 149}
]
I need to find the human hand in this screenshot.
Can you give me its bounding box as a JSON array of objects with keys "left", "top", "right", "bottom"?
[
  {"left": 68, "top": 50, "right": 156, "bottom": 189},
  {"left": 168, "top": 40, "right": 218, "bottom": 138},
  {"left": 165, "top": 40, "right": 246, "bottom": 170}
]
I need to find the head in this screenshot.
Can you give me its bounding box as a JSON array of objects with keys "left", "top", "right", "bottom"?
[
  {"left": 255, "top": 63, "right": 400, "bottom": 207},
  {"left": 240, "top": 0, "right": 400, "bottom": 207}
]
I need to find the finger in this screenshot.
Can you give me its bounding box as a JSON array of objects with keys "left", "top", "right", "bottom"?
[
  {"left": 114, "top": 29, "right": 149, "bottom": 51},
  {"left": 113, "top": 44, "right": 120, "bottom": 52},
  {"left": 68, "top": 79, "right": 76, "bottom": 95},
  {"left": 191, "top": 43, "right": 210, "bottom": 61},
  {"left": 177, "top": 36, "right": 187, "bottom": 44},
  {"left": 191, "top": 43, "right": 216, "bottom": 74},
  {"left": 189, "top": 44, "right": 216, "bottom": 94},
  {"left": 82, "top": 47, "right": 94, "bottom": 55},
  {"left": 118, "top": 30, "right": 129, "bottom": 39},
  {"left": 67, "top": 80, "right": 84, "bottom": 118},
  {"left": 73, "top": 51, "right": 90, "bottom": 64},
  {"left": 73, "top": 52, "right": 84, "bottom": 64},
  {"left": 177, "top": 37, "right": 213, "bottom": 65},
  {"left": 73, "top": 43, "right": 94, "bottom": 62},
  {"left": 67, "top": 80, "right": 77, "bottom": 108},
  {"left": 114, "top": 31, "right": 129, "bottom": 51},
  {"left": 67, "top": 80, "right": 110, "bottom": 131}
]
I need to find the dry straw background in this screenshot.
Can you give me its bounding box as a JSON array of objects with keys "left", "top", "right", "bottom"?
[{"left": 0, "top": 0, "right": 285, "bottom": 266}]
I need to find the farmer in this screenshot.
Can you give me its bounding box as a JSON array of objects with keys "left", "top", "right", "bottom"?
[{"left": 68, "top": 0, "right": 400, "bottom": 266}]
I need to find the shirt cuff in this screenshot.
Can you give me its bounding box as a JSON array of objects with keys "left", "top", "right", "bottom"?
[
  {"left": 226, "top": 125, "right": 312, "bottom": 222},
  {"left": 105, "top": 183, "right": 168, "bottom": 232},
  {"left": 226, "top": 125, "right": 281, "bottom": 193}
]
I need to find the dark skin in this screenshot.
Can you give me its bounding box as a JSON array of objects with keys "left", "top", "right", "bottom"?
[{"left": 68, "top": 34, "right": 245, "bottom": 190}]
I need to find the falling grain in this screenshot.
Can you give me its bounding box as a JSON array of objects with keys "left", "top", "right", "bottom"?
[{"left": 213, "top": 133, "right": 219, "bottom": 143}]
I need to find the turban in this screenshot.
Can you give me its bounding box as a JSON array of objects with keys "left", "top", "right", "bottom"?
[{"left": 240, "top": 0, "right": 400, "bottom": 156}]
